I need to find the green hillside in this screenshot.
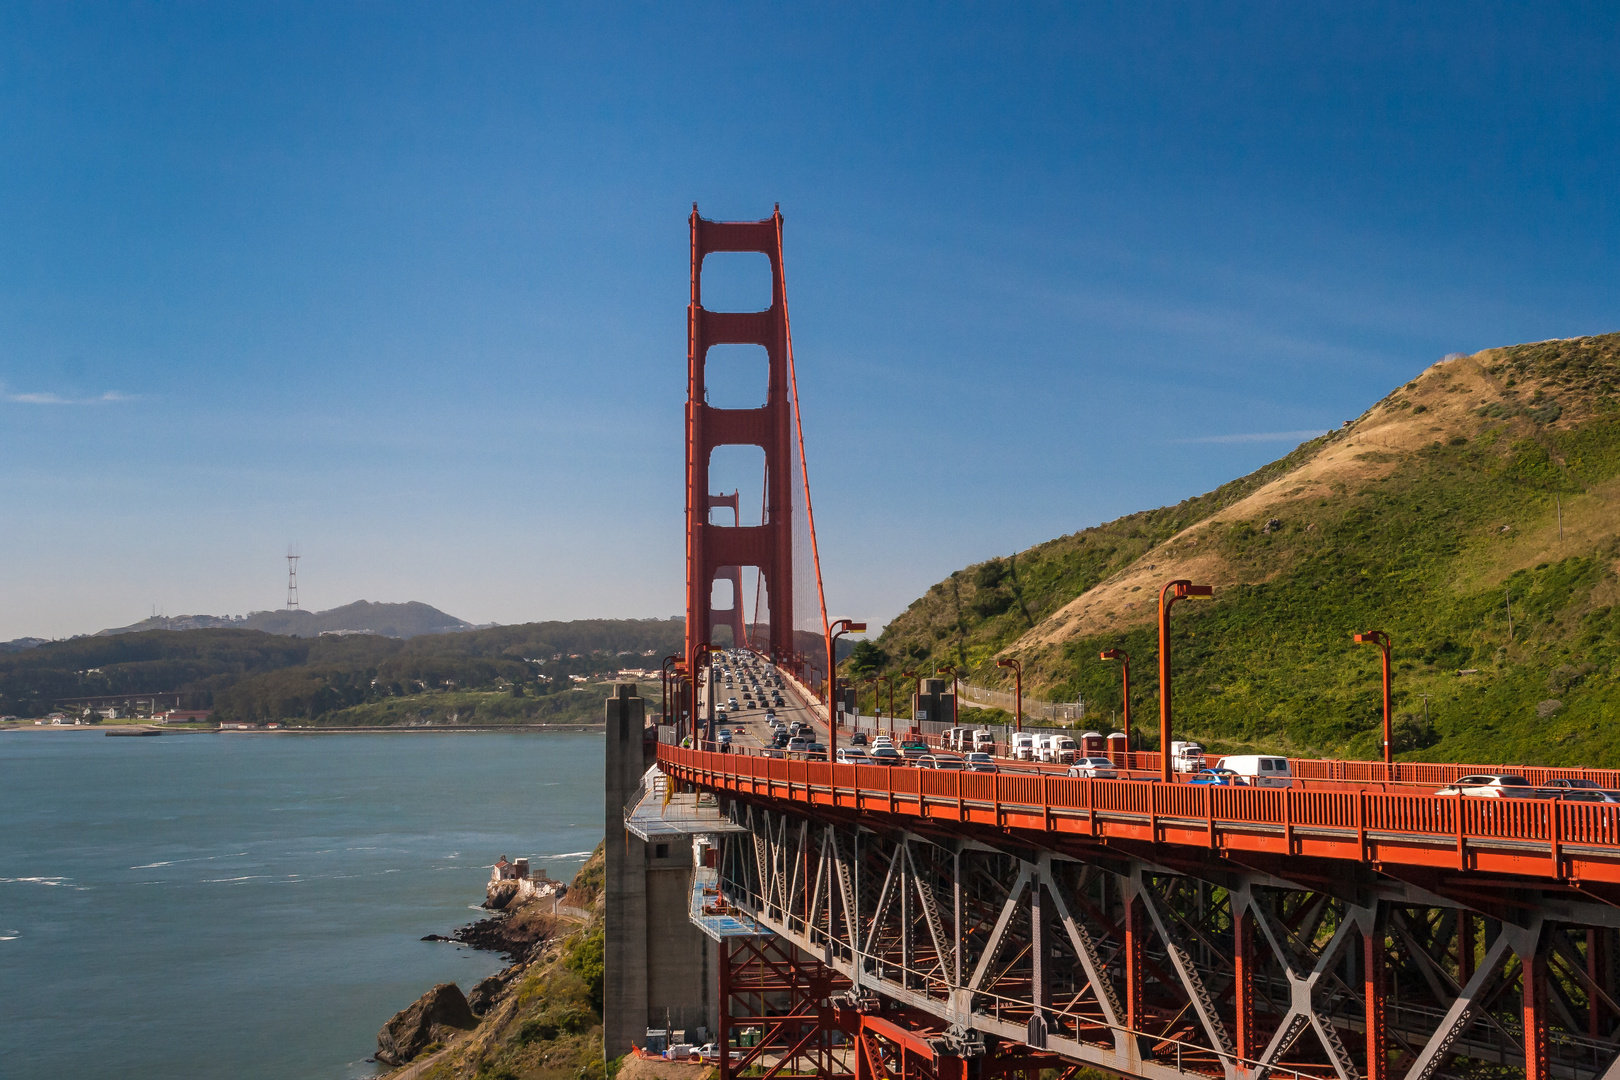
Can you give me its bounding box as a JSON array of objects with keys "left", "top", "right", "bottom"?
[
  {"left": 0, "top": 618, "right": 683, "bottom": 724},
  {"left": 861, "top": 333, "right": 1620, "bottom": 767}
]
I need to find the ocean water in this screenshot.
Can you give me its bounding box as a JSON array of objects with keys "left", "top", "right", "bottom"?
[{"left": 0, "top": 729, "right": 604, "bottom": 1080}]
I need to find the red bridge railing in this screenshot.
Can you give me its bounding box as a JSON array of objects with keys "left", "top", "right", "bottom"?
[{"left": 655, "top": 743, "right": 1620, "bottom": 885}]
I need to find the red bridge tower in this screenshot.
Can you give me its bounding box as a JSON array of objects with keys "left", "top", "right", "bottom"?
[{"left": 685, "top": 206, "right": 795, "bottom": 670}]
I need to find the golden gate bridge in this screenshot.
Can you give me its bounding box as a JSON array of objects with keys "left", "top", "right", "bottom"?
[{"left": 606, "top": 206, "right": 1620, "bottom": 1080}]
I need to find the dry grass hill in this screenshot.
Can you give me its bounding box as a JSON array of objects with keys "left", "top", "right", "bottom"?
[{"left": 866, "top": 332, "right": 1620, "bottom": 766}]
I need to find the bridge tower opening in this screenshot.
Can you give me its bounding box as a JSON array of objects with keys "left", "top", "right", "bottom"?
[
  {"left": 706, "top": 491, "right": 748, "bottom": 649},
  {"left": 685, "top": 205, "right": 799, "bottom": 670}
]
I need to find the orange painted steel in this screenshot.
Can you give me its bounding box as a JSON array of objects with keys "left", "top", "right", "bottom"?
[
  {"left": 686, "top": 206, "right": 796, "bottom": 671},
  {"left": 707, "top": 491, "right": 749, "bottom": 649},
  {"left": 656, "top": 743, "right": 1620, "bottom": 885},
  {"left": 1156, "top": 580, "right": 1211, "bottom": 782}
]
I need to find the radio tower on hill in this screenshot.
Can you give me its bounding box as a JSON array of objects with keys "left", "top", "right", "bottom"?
[{"left": 286, "top": 545, "right": 301, "bottom": 610}]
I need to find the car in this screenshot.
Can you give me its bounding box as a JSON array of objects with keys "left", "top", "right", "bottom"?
[
  {"left": 788, "top": 738, "right": 809, "bottom": 752},
  {"left": 871, "top": 735, "right": 893, "bottom": 746},
  {"left": 1536, "top": 779, "right": 1620, "bottom": 801},
  {"left": 698, "top": 1044, "right": 743, "bottom": 1064},
  {"left": 869, "top": 746, "right": 904, "bottom": 765},
  {"left": 1437, "top": 775, "right": 1536, "bottom": 797},
  {"left": 963, "top": 752, "right": 998, "bottom": 773},
  {"left": 836, "top": 747, "right": 870, "bottom": 764},
  {"left": 1543, "top": 788, "right": 1620, "bottom": 803},
  {"left": 763, "top": 748, "right": 785, "bottom": 758},
  {"left": 1187, "top": 768, "right": 1242, "bottom": 786},
  {"left": 899, "top": 742, "right": 930, "bottom": 760},
  {"left": 728, "top": 697, "right": 738, "bottom": 707},
  {"left": 918, "top": 755, "right": 967, "bottom": 770},
  {"left": 850, "top": 732, "right": 867, "bottom": 745},
  {"left": 1066, "top": 757, "right": 1119, "bottom": 779},
  {"left": 806, "top": 742, "right": 827, "bottom": 755}
]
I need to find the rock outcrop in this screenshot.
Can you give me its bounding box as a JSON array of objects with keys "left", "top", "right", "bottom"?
[{"left": 375, "top": 982, "right": 478, "bottom": 1065}]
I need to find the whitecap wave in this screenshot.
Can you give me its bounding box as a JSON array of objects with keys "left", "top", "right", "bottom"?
[{"left": 130, "top": 851, "right": 247, "bottom": 869}]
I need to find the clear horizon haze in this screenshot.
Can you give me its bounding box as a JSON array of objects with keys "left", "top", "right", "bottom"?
[{"left": 2, "top": 4, "right": 1617, "bottom": 641}]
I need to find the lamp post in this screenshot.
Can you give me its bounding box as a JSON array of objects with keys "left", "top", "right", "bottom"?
[
  {"left": 1354, "top": 631, "right": 1394, "bottom": 765},
  {"left": 1099, "top": 649, "right": 1131, "bottom": 752},
  {"left": 882, "top": 675, "right": 897, "bottom": 736},
  {"left": 936, "top": 665, "right": 959, "bottom": 727},
  {"left": 691, "top": 641, "right": 715, "bottom": 742},
  {"left": 827, "top": 619, "right": 867, "bottom": 761},
  {"left": 995, "top": 657, "right": 1023, "bottom": 733},
  {"left": 1158, "top": 580, "right": 1213, "bottom": 784},
  {"left": 863, "top": 676, "right": 883, "bottom": 737},
  {"left": 660, "top": 653, "right": 681, "bottom": 737},
  {"left": 900, "top": 671, "right": 920, "bottom": 738}
]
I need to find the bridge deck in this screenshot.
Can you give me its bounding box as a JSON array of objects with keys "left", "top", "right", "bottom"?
[{"left": 657, "top": 743, "right": 1620, "bottom": 885}]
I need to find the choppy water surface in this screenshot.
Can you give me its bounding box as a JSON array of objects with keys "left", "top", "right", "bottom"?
[{"left": 0, "top": 730, "right": 604, "bottom": 1080}]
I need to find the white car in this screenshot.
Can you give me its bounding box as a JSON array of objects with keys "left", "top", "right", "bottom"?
[
  {"left": 836, "top": 747, "right": 870, "bottom": 764},
  {"left": 1437, "top": 775, "right": 1536, "bottom": 797},
  {"left": 1066, "top": 757, "right": 1119, "bottom": 779}
]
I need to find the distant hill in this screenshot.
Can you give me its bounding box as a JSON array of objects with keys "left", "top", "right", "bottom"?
[
  {"left": 0, "top": 637, "right": 48, "bottom": 654},
  {"left": 0, "top": 617, "right": 685, "bottom": 722},
  {"left": 99, "top": 601, "right": 472, "bottom": 640},
  {"left": 865, "top": 332, "right": 1620, "bottom": 767}
]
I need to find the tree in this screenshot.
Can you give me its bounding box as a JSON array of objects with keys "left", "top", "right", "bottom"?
[{"left": 847, "top": 640, "right": 888, "bottom": 676}]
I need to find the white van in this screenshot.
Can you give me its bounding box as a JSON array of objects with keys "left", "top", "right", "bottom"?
[
  {"left": 1217, "top": 755, "right": 1293, "bottom": 788},
  {"left": 1010, "top": 732, "right": 1036, "bottom": 761},
  {"left": 972, "top": 729, "right": 996, "bottom": 755},
  {"left": 946, "top": 726, "right": 972, "bottom": 753}
]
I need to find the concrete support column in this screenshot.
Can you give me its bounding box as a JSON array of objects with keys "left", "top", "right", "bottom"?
[
  {"left": 604, "top": 684, "right": 650, "bottom": 1060},
  {"left": 718, "top": 938, "right": 732, "bottom": 1080}
]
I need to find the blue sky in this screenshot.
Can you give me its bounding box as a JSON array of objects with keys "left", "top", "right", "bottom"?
[{"left": 1, "top": 3, "right": 1616, "bottom": 641}]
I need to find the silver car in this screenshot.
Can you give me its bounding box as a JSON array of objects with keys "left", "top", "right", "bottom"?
[{"left": 1066, "top": 757, "right": 1119, "bottom": 779}]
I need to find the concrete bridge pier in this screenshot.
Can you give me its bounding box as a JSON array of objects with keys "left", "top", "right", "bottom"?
[{"left": 603, "top": 683, "right": 719, "bottom": 1061}]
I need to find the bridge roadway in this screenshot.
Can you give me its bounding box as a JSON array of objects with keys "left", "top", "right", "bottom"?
[{"left": 655, "top": 661, "right": 1620, "bottom": 1080}]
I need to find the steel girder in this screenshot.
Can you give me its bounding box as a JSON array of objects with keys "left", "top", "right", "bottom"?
[{"left": 714, "top": 798, "right": 1620, "bottom": 1080}]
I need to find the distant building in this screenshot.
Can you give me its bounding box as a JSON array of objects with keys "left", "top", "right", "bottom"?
[{"left": 156, "top": 710, "right": 214, "bottom": 724}]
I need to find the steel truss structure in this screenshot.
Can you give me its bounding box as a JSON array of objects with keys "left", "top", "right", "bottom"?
[{"left": 710, "top": 798, "right": 1620, "bottom": 1080}]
